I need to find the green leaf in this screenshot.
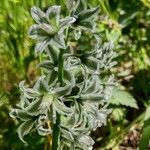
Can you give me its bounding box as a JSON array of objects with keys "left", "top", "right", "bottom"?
[
  {"left": 144, "top": 104, "right": 150, "bottom": 121},
  {"left": 75, "top": 0, "right": 87, "bottom": 15},
  {"left": 17, "top": 120, "right": 35, "bottom": 143},
  {"left": 141, "top": 0, "right": 150, "bottom": 8},
  {"left": 106, "top": 29, "right": 120, "bottom": 43},
  {"left": 98, "top": 0, "right": 118, "bottom": 21},
  {"left": 78, "top": 6, "right": 99, "bottom": 21},
  {"left": 110, "top": 87, "right": 138, "bottom": 108},
  {"left": 139, "top": 119, "right": 150, "bottom": 150}
]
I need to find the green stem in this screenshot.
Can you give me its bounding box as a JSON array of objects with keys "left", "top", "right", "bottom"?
[
  {"left": 58, "top": 49, "right": 64, "bottom": 86},
  {"left": 37, "top": 0, "right": 42, "bottom": 8},
  {"left": 51, "top": 49, "right": 64, "bottom": 150},
  {"left": 39, "top": 54, "right": 43, "bottom": 75},
  {"left": 51, "top": 114, "right": 60, "bottom": 150}
]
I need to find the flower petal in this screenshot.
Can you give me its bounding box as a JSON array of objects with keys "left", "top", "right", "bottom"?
[
  {"left": 59, "top": 17, "right": 76, "bottom": 29},
  {"left": 28, "top": 24, "right": 47, "bottom": 40},
  {"left": 51, "top": 32, "right": 66, "bottom": 49},
  {"left": 46, "top": 5, "right": 61, "bottom": 26},
  {"left": 31, "top": 6, "right": 47, "bottom": 23},
  {"left": 39, "top": 23, "right": 57, "bottom": 35},
  {"left": 35, "top": 38, "right": 50, "bottom": 53},
  {"left": 17, "top": 120, "right": 35, "bottom": 143}
]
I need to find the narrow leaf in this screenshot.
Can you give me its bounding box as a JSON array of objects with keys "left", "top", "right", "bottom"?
[
  {"left": 78, "top": 6, "right": 99, "bottom": 21},
  {"left": 139, "top": 119, "right": 150, "bottom": 150}
]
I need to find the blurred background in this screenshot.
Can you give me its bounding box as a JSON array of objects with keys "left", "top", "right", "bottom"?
[{"left": 0, "top": 0, "right": 150, "bottom": 149}]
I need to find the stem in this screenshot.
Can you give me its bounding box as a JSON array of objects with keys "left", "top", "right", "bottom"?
[
  {"left": 39, "top": 54, "right": 43, "bottom": 75},
  {"left": 58, "top": 49, "right": 64, "bottom": 85},
  {"left": 51, "top": 114, "right": 60, "bottom": 150},
  {"left": 51, "top": 49, "right": 64, "bottom": 150}
]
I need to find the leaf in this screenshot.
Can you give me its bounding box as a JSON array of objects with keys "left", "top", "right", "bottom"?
[
  {"left": 110, "top": 87, "right": 138, "bottom": 108},
  {"left": 139, "top": 119, "right": 150, "bottom": 150},
  {"left": 118, "top": 11, "right": 138, "bottom": 27},
  {"left": 75, "top": 0, "right": 87, "bottom": 15},
  {"left": 144, "top": 104, "right": 150, "bottom": 121},
  {"left": 17, "top": 120, "right": 35, "bottom": 143},
  {"left": 78, "top": 6, "right": 99, "bottom": 21},
  {"left": 98, "top": 0, "right": 118, "bottom": 21},
  {"left": 106, "top": 29, "right": 120, "bottom": 43},
  {"left": 140, "top": 0, "right": 150, "bottom": 8}
]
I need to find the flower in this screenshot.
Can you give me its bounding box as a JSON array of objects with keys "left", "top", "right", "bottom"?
[{"left": 28, "top": 6, "right": 76, "bottom": 53}]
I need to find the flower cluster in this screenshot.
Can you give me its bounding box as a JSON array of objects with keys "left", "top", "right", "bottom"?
[{"left": 10, "top": 0, "right": 116, "bottom": 149}]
